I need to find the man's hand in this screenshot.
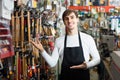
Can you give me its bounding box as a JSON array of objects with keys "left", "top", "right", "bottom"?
[
  {"left": 70, "top": 62, "right": 87, "bottom": 69},
  {"left": 30, "top": 39, "right": 44, "bottom": 52}
]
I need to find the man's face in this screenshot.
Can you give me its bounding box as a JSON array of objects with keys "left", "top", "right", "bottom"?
[{"left": 63, "top": 12, "right": 79, "bottom": 31}]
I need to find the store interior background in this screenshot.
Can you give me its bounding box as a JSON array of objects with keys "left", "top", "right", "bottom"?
[{"left": 0, "top": 0, "right": 120, "bottom": 80}]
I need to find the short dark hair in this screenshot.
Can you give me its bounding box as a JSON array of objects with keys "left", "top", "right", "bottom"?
[{"left": 62, "top": 9, "right": 78, "bottom": 21}]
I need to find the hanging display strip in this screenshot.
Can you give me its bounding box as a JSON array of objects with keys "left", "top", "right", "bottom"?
[
  {"left": 68, "top": 6, "right": 115, "bottom": 12},
  {"left": 0, "top": 20, "right": 14, "bottom": 59}
]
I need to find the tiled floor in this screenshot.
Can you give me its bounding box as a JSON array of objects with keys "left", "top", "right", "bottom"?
[
  {"left": 90, "top": 68, "right": 99, "bottom": 80},
  {"left": 90, "top": 58, "right": 112, "bottom": 80}
]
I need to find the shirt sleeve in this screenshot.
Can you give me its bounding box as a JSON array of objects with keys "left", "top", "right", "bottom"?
[
  {"left": 41, "top": 40, "right": 60, "bottom": 68},
  {"left": 86, "top": 36, "right": 101, "bottom": 68}
]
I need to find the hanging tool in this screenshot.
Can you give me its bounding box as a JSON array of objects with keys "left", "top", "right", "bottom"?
[
  {"left": 27, "top": 10, "right": 31, "bottom": 43},
  {"left": 11, "top": 13, "right": 15, "bottom": 46},
  {"left": 15, "top": 11, "right": 20, "bottom": 80}
]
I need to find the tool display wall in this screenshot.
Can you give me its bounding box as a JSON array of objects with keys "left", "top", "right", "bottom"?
[{"left": 0, "top": 5, "right": 57, "bottom": 80}]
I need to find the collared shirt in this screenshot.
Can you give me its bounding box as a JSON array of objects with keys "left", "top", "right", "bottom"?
[{"left": 41, "top": 31, "right": 100, "bottom": 69}]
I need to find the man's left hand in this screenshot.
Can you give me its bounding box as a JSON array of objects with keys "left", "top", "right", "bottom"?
[{"left": 70, "top": 62, "right": 87, "bottom": 69}]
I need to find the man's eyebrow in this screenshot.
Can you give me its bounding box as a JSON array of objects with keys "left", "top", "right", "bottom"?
[{"left": 65, "top": 14, "right": 74, "bottom": 18}]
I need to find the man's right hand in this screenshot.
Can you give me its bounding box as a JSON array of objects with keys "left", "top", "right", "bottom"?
[{"left": 30, "top": 39, "right": 44, "bottom": 53}]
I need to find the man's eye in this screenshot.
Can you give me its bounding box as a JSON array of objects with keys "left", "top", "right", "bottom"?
[
  {"left": 64, "top": 18, "right": 68, "bottom": 20},
  {"left": 71, "top": 16, "right": 74, "bottom": 19}
]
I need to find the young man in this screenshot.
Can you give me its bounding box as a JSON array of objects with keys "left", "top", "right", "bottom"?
[{"left": 31, "top": 9, "right": 100, "bottom": 80}]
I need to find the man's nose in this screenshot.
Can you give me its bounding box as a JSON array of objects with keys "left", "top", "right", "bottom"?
[{"left": 68, "top": 18, "right": 72, "bottom": 22}]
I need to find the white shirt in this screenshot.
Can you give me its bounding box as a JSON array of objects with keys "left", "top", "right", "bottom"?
[{"left": 41, "top": 31, "right": 100, "bottom": 69}]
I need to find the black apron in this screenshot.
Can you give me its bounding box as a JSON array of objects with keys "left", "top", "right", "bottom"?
[{"left": 60, "top": 32, "right": 90, "bottom": 80}]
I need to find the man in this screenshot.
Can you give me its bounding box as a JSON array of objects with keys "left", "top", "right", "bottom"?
[{"left": 30, "top": 9, "right": 100, "bottom": 80}]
